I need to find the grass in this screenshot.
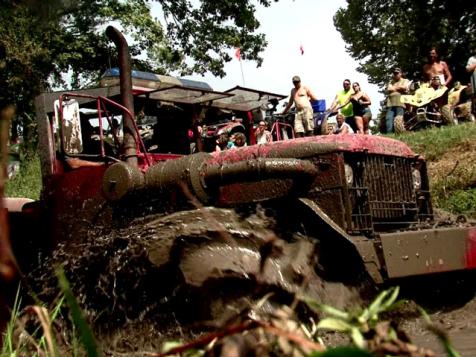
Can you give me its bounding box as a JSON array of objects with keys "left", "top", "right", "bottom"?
[
  {"left": 389, "top": 123, "right": 476, "bottom": 161},
  {"left": 390, "top": 123, "right": 476, "bottom": 218},
  {"left": 1, "top": 272, "right": 98, "bottom": 357},
  {"left": 5, "top": 153, "right": 42, "bottom": 200}
]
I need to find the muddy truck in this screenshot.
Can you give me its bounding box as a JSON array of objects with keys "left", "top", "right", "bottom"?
[{"left": 3, "top": 27, "right": 476, "bottom": 331}]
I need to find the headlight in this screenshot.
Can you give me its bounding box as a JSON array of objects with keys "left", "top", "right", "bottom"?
[
  {"left": 344, "top": 164, "right": 354, "bottom": 187},
  {"left": 412, "top": 168, "right": 421, "bottom": 190}
]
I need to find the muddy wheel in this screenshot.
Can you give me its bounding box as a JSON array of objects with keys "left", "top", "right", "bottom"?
[
  {"left": 441, "top": 104, "right": 454, "bottom": 125},
  {"left": 39, "top": 207, "right": 329, "bottom": 325},
  {"left": 393, "top": 115, "right": 405, "bottom": 134}
]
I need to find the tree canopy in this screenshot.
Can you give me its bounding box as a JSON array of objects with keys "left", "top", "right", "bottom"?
[
  {"left": 334, "top": 0, "right": 476, "bottom": 87},
  {"left": 0, "top": 0, "right": 277, "bottom": 127}
]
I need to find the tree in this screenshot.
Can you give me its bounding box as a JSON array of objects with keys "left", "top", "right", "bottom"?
[
  {"left": 0, "top": 0, "right": 278, "bottom": 146},
  {"left": 334, "top": 0, "right": 476, "bottom": 87}
]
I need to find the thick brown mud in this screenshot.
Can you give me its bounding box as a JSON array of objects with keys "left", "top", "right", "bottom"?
[
  {"left": 29, "top": 206, "right": 476, "bottom": 355},
  {"left": 31, "top": 207, "right": 363, "bottom": 354}
]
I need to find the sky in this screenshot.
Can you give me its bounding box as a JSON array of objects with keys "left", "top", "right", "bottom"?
[{"left": 152, "top": 0, "right": 383, "bottom": 116}]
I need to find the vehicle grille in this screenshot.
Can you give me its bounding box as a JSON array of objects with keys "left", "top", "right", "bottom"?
[{"left": 350, "top": 155, "right": 418, "bottom": 231}]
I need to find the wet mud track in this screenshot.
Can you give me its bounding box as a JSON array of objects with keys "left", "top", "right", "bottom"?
[
  {"left": 31, "top": 207, "right": 476, "bottom": 355},
  {"left": 402, "top": 282, "right": 476, "bottom": 356}
]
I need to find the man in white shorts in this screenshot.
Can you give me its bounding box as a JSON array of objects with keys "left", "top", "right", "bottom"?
[{"left": 281, "top": 75, "right": 318, "bottom": 137}]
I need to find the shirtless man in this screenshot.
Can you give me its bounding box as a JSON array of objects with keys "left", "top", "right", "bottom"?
[
  {"left": 422, "top": 47, "right": 453, "bottom": 87},
  {"left": 281, "top": 75, "right": 318, "bottom": 137}
]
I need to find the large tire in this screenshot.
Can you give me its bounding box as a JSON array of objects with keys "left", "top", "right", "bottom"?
[
  {"left": 441, "top": 104, "right": 454, "bottom": 125},
  {"left": 393, "top": 115, "right": 405, "bottom": 134},
  {"left": 36, "top": 207, "right": 326, "bottom": 325}
]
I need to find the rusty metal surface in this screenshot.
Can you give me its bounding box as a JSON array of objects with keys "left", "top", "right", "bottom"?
[
  {"left": 208, "top": 135, "right": 415, "bottom": 166},
  {"left": 216, "top": 179, "right": 293, "bottom": 206},
  {"left": 307, "top": 154, "right": 349, "bottom": 229},
  {"left": 348, "top": 154, "right": 422, "bottom": 231},
  {"left": 380, "top": 227, "right": 476, "bottom": 278},
  {"left": 204, "top": 158, "right": 318, "bottom": 186},
  {"left": 352, "top": 236, "right": 384, "bottom": 284}
]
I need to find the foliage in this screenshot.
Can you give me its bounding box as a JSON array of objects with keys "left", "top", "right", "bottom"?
[
  {"left": 391, "top": 123, "right": 476, "bottom": 218},
  {"left": 0, "top": 0, "right": 277, "bottom": 143},
  {"left": 1, "top": 287, "right": 65, "bottom": 356},
  {"left": 441, "top": 188, "right": 476, "bottom": 216},
  {"left": 304, "top": 287, "right": 401, "bottom": 349},
  {"left": 1, "top": 286, "right": 22, "bottom": 356},
  {"left": 389, "top": 123, "right": 476, "bottom": 161},
  {"left": 418, "top": 307, "right": 461, "bottom": 357},
  {"left": 56, "top": 268, "right": 100, "bottom": 357},
  {"left": 5, "top": 153, "right": 41, "bottom": 200},
  {"left": 334, "top": 0, "right": 476, "bottom": 87}
]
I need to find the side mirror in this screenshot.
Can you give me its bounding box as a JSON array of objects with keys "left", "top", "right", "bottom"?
[{"left": 54, "top": 99, "right": 83, "bottom": 154}]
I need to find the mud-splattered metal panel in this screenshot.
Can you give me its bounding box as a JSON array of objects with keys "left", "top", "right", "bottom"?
[
  {"left": 217, "top": 179, "right": 293, "bottom": 206},
  {"left": 380, "top": 227, "right": 476, "bottom": 278},
  {"left": 307, "top": 154, "right": 348, "bottom": 229}
]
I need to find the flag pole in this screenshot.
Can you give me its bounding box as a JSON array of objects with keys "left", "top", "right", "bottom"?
[
  {"left": 235, "top": 48, "right": 245, "bottom": 86},
  {"left": 240, "top": 60, "right": 245, "bottom": 87}
]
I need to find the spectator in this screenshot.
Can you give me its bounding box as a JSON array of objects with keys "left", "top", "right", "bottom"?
[
  {"left": 331, "top": 113, "right": 354, "bottom": 135},
  {"left": 423, "top": 47, "right": 453, "bottom": 86},
  {"left": 466, "top": 44, "right": 476, "bottom": 99},
  {"left": 255, "top": 121, "right": 272, "bottom": 144},
  {"left": 342, "top": 82, "right": 372, "bottom": 134},
  {"left": 281, "top": 75, "right": 318, "bottom": 137},
  {"left": 328, "top": 79, "right": 355, "bottom": 131},
  {"left": 428, "top": 76, "right": 450, "bottom": 122},
  {"left": 385, "top": 68, "right": 409, "bottom": 133},
  {"left": 234, "top": 132, "right": 247, "bottom": 147},
  {"left": 215, "top": 133, "right": 229, "bottom": 152},
  {"left": 228, "top": 132, "right": 247, "bottom": 149}
]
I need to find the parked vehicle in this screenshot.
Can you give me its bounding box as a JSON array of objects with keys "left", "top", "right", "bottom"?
[{"left": 392, "top": 81, "right": 451, "bottom": 133}]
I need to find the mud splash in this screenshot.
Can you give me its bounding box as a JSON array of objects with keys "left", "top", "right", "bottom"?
[{"left": 31, "top": 206, "right": 363, "bottom": 353}]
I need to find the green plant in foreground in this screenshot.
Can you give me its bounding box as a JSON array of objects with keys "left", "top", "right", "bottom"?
[
  {"left": 56, "top": 268, "right": 100, "bottom": 357},
  {"left": 1, "top": 287, "right": 63, "bottom": 356},
  {"left": 1, "top": 286, "right": 22, "bottom": 356},
  {"left": 304, "top": 287, "right": 401, "bottom": 349},
  {"left": 418, "top": 308, "right": 460, "bottom": 357}
]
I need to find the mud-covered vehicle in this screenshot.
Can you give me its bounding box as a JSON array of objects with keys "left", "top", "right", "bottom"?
[{"left": 4, "top": 28, "right": 476, "bottom": 334}]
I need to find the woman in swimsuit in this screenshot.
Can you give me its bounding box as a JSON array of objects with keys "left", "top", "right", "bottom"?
[{"left": 349, "top": 82, "right": 372, "bottom": 134}]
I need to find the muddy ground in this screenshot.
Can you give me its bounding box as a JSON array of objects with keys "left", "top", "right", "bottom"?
[{"left": 26, "top": 204, "right": 476, "bottom": 356}]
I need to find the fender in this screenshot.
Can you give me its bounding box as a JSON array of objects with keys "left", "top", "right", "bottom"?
[{"left": 297, "top": 198, "right": 384, "bottom": 283}]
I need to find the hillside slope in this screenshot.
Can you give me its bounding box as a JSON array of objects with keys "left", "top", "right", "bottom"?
[{"left": 392, "top": 123, "right": 476, "bottom": 218}]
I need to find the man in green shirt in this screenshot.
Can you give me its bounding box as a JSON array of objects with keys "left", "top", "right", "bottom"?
[
  {"left": 385, "top": 68, "right": 409, "bottom": 133},
  {"left": 328, "top": 79, "right": 354, "bottom": 130}
]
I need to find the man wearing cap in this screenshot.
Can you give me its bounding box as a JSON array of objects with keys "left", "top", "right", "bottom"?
[
  {"left": 385, "top": 68, "right": 409, "bottom": 133},
  {"left": 281, "top": 75, "right": 318, "bottom": 137}
]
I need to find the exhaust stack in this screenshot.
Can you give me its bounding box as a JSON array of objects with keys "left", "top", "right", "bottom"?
[{"left": 105, "top": 26, "right": 137, "bottom": 166}]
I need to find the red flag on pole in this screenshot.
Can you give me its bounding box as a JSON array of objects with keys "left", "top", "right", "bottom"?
[
  {"left": 299, "top": 44, "right": 304, "bottom": 55},
  {"left": 235, "top": 48, "right": 241, "bottom": 61}
]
